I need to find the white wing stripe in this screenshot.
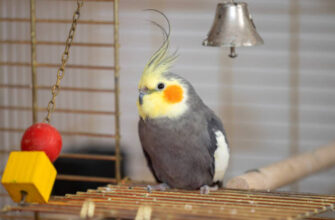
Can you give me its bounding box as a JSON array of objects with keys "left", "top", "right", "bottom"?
[{"left": 213, "top": 130, "right": 230, "bottom": 182}]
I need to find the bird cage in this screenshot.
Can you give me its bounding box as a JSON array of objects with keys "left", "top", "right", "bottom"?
[
  {"left": 1, "top": 0, "right": 335, "bottom": 219},
  {"left": 0, "top": 0, "right": 121, "bottom": 207}
]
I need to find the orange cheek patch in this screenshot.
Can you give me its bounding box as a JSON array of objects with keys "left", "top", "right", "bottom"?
[{"left": 164, "top": 85, "right": 183, "bottom": 104}]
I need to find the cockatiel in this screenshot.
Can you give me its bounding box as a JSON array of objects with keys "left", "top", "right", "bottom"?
[{"left": 137, "top": 10, "right": 229, "bottom": 193}]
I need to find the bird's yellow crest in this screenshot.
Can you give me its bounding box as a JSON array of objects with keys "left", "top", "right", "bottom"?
[
  {"left": 137, "top": 10, "right": 188, "bottom": 120},
  {"left": 141, "top": 10, "right": 177, "bottom": 83}
]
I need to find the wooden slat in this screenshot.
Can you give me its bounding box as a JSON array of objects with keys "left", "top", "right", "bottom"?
[
  {"left": 3, "top": 185, "right": 334, "bottom": 219},
  {"left": 56, "top": 174, "right": 117, "bottom": 183},
  {"left": 0, "top": 214, "right": 63, "bottom": 220}
]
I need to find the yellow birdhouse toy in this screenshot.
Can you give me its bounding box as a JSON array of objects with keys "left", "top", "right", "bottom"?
[{"left": 1, "top": 123, "right": 62, "bottom": 204}]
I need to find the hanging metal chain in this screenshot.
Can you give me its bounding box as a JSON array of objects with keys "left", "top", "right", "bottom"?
[{"left": 43, "top": 0, "right": 84, "bottom": 123}]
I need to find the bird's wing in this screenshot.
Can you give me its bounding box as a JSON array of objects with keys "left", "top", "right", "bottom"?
[{"left": 206, "top": 112, "right": 229, "bottom": 183}]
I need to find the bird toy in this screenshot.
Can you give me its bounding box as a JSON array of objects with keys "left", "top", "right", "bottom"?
[{"left": 1, "top": 0, "right": 83, "bottom": 204}]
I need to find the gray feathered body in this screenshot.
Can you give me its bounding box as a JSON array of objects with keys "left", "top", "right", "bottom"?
[{"left": 138, "top": 73, "right": 228, "bottom": 190}]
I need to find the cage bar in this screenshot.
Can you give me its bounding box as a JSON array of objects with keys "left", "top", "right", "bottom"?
[
  {"left": 0, "top": 62, "right": 115, "bottom": 71},
  {"left": 0, "top": 106, "right": 115, "bottom": 116},
  {"left": 58, "top": 0, "right": 115, "bottom": 2},
  {"left": 113, "top": 0, "right": 121, "bottom": 184},
  {"left": 30, "top": 0, "right": 38, "bottom": 123},
  {"left": 59, "top": 153, "right": 116, "bottom": 161},
  {"left": 0, "top": 40, "right": 115, "bottom": 48},
  {"left": 0, "top": 17, "right": 114, "bottom": 25},
  {"left": 0, "top": 84, "right": 115, "bottom": 93},
  {"left": 0, "top": 127, "right": 115, "bottom": 138}
]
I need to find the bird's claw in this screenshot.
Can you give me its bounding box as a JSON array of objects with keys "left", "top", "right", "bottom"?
[
  {"left": 146, "top": 185, "right": 152, "bottom": 193},
  {"left": 200, "top": 185, "right": 219, "bottom": 194},
  {"left": 146, "top": 183, "right": 170, "bottom": 193}
]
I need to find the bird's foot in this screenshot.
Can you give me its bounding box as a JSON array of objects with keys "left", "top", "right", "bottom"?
[
  {"left": 146, "top": 183, "right": 170, "bottom": 193},
  {"left": 200, "top": 185, "right": 219, "bottom": 194}
]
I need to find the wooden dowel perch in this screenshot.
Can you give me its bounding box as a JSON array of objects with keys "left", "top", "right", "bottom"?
[{"left": 226, "top": 142, "right": 335, "bottom": 190}]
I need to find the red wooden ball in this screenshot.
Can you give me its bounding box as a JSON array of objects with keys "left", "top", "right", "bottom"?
[{"left": 21, "top": 123, "right": 62, "bottom": 162}]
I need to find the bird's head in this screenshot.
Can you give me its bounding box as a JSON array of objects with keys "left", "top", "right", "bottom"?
[
  {"left": 137, "top": 70, "right": 189, "bottom": 120},
  {"left": 137, "top": 11, "right": 188, "bottom": 120}
]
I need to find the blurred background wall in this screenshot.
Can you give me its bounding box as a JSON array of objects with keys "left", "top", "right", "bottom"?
[{"left": 1, "top": 0, "right": 335, "bottom": 207}]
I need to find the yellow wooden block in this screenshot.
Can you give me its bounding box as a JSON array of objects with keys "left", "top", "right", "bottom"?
[{"left": 1, "top": 151, "right": 57, "bottom": 203}]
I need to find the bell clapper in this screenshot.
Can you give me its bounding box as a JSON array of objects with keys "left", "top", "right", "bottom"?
[{"left": 229, "top": 47, "right": 237, "bottom": 58}]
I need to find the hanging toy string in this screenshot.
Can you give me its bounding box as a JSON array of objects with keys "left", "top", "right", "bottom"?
[{"left": 44, "top": 0, "right": 84, "bottom": 123}]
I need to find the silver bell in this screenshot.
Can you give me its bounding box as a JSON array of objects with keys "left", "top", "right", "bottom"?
[{"left": 203, "top": 2, "right": 264, "bottom": 58}]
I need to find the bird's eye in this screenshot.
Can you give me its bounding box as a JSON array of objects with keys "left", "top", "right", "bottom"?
[{"left": 157, "top": 83, "right": 165, "bottom": 90}]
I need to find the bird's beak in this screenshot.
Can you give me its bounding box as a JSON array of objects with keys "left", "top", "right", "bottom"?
[{"left": 139, "top": 89, "right": 147, "bottom": 105}]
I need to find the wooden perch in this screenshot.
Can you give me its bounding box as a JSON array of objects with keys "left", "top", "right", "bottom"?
[{"left": 226, "top": 142, "right": 335, "bottom": 190}]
